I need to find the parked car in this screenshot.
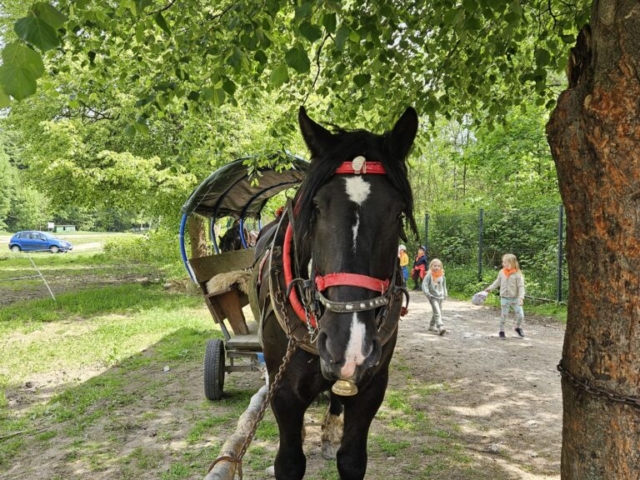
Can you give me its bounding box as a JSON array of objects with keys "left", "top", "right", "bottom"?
[{"left": 8, "top": 231, "right": 74, "bottom": 253}]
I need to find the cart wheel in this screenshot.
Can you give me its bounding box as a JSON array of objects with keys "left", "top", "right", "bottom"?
[{"left": 204, "top": 339, "right": 225, "bottom": 400}]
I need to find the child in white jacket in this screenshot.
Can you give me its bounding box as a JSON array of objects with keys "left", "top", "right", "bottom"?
[
  {"left": 422, "top": 258, "right": 448, "bottom": 335},
  {"left": 485, "top": 253, "right": 525, "bottom": 339}
]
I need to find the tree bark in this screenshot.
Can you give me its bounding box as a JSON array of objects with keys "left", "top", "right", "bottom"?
[
  {"left": 187, "top": 214, "right": 208, "bottom": 259},
  {"left": 546, "top": 1, "right": 640, "bottom": 478}
]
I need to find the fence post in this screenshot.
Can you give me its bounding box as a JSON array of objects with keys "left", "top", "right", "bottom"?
[
  {"left": 424, "top": 213, "right": 429, "bottom": 254},
  {"left": 478, "top": 208, "right": 484, "bottom": 282},
  {"left": 557, "top": 204, "right": 564, "bottom": 303}
]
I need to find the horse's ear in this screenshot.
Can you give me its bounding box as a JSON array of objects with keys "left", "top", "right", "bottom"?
[
  {"left": 388, "top": 107, "right": 418, "bottom": 160},
  {"left": 298, "top": 106, "right": 335, "bottom": 158}
]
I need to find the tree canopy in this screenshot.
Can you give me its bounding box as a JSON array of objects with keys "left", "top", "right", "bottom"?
[{"left": 2, "top": 1, "right": 590, "bottom": 131}]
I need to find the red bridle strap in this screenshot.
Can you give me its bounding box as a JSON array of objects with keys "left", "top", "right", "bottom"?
[
  {"left": 282, "top": 157, "right": 388, "bottom": 327},
  {"left": 334, "top": 160, "right": 386, "bottom": 175},
  {"left": 283, "top": 223, "right": 318, "bottom": 328},
  {"left": 315, "top": 273, "right": 390, "bottom": 294}
]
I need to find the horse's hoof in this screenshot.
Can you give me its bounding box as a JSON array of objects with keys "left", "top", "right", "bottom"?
[
  {"left": 265, "top": 465, "right": 275, "bottom": 476},
  {"left": 321, "top": 442, "right": 338, "bottom": 460}
]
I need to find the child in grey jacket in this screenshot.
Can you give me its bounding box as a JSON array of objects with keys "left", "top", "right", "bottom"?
[
  {"left": 485, "top": 253, "right": 525, "bottom": 339},
  {"left": 422, "top": 258, "right": 448, "bottom": 335}
]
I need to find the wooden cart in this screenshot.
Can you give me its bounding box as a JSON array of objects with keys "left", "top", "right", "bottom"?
[
  {"left": 189, "top": 248, "right": 262, "bottom": 400},
  {"left": 179, "top": 153, "right": 308, "bottom": 400}
]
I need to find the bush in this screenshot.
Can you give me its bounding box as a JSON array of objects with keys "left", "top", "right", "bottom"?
[{"left": 103, "top": 228, "right": 183, "bottom": 276}]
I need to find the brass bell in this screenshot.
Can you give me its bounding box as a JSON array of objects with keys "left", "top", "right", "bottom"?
[{"left": 331, "top": 379, "right": 358, "bottom": 396}]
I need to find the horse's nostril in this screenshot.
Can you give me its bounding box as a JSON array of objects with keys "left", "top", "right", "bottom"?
[{"left": 366, "top": 337, "right": 382, "bottom": 367}]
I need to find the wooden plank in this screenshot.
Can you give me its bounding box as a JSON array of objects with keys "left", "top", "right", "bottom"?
[
  {"left": 226, "top": 334, "right": 261, "bottom": 351},
  {"left": 203, "top": 384, "right": 268, "bottom": 480},
  {"left": 189, "top": 248, "right": 255, "bottom": 283},
  {"left": 213, "top": 290, "right": 249, "bottom": 335}
]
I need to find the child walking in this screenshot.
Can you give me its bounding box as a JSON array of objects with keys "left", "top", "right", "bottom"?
[
  {"left": 422, "top": 258, "right": 448, "bottom": 335},
  {"left": 398, "top": 245, "right": 409, "bottom": 285},
  {"left": 411, "top": 245, "right": 428, "bottom": 290},
  {"left": 485, "top": 253, "right": 525, "bottom": 339}
]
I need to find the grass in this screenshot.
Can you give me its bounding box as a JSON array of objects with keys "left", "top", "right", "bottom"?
[{"left": 0, "top": 244, "right": 554, "bottom": 479}]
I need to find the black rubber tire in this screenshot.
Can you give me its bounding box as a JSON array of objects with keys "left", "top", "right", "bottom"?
[
  {"left": 10, "top": 245, "right": 21, "bottom": 252},
  {"left": 49, "top": 245, "right": 60, "bottom": 253},
  {"left": 204, "top": 339, "right": 225, "bottom": 400}
]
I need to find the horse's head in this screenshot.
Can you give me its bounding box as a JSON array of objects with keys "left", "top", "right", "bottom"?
[{"left": 295, "top": 107, "right": 418, "bottom": 384}]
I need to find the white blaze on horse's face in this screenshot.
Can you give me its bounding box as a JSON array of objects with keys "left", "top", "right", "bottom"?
[
  {"left": 341, "top": 313, "right": 368, "bottom": 378},
  {"left": 344, "top": 176, "right": 371, "bottom": 205},
  {"left": 344, "top": 177, "right": 370, "bottom": 253},
  {"left": 340, "top": 176, "right": 372, "bottom": 378}
]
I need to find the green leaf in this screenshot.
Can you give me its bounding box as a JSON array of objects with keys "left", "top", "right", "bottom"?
[
  {"left": 31, "top": 2, "right": 67, "bottom": 30},
  {"left": 135, "top": 23, "right": 145, "bottom": 43},
  {"left": 0, "top": 87, "right": 10, "bottom": 108},
  {"left": 154, "top": 12, "right": 171, "bottom": 35},
  {"left": 270, "top": 64, "right": 289, "bottom": 87},
  {"left": 2, "top": 42, "right": 45, "bottom": 78},
  {"left": 299, "top": 21, "right": 322, "bottom": 43},
  {"left": 222, "top": 77, "right": 236, "bottom": 96},
  {"left": 124, "top": 124, "right": 136, "bottom": 137},
  {"left": 212, "top": 88, "right": 225, "bottom": 107},
  {"left": 294, "top": 3, "right": 312, "bottom": 20},
  {"left": 0, "top": 64, "right": 37, "bottom": 100},
  {"left": 254, "top": 49, "right": 268, "bottom": 65},
  {"left": 535, "top": 49, "right": 551, "bottom": 67},
  {"left": 510, "top": 0, "right": 523, "bottom": 17},
  {"left": 443, "top": 9, "right": 460, "bottom": 26},
  {"left": 201, "top": 86, "right": 213, "bottom": 101},
  {"left": 226, "top": 47, "right": 249, "bottom": 73},
  {"left": 353, "top": 73, "right": 370, "bottom": 87},
  {"left": 466, "top": 16, "right": 482, "bottom": 31},
  {"left": 285, "top": 45, "right": 310, "bottom": 74},
  {"left": 463, "top": 0, "right": 479, "bottom": 13},
  {"left": 14, "top": 17, "right": 60, "bottom": 51},
  {"left": 487, "top": 0, "right": 505, "bottom": 10},
  {"left": 134, "top": 0, "right": 153, "bottom": 15},
  {"left": 335, "top": 24, "right": 350, "bottom": 51},
  {"left": 322, "top": 13, "right": 336, "bottom": 34}
]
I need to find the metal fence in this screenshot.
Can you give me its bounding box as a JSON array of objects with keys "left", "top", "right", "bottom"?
[{"left": 417, "top": 206, "right": 567, "bottom": 303}]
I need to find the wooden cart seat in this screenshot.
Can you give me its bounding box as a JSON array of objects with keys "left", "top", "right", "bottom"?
[{"left": 189, "top": 249, "right": 256, "bottom": 337}]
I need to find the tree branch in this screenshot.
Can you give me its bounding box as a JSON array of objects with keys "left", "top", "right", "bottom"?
[{"left": 148, "top": 0, "right": 178, "bottom": 16}]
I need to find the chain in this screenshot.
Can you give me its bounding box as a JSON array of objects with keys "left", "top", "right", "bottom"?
[
  {"left": 208, "top": 291, "right": 300, "bottom": 479},
  {"left": 557, "top": 360, "right": 640, "bottom": 409}
]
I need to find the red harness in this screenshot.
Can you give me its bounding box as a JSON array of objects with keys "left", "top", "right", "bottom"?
[{"left": 283, "top": 158, "right": 391, "bottom": 327}]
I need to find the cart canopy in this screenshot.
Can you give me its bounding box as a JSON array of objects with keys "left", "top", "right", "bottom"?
[{"left": 181, "top": 153, "right": 308, "bottom": 219}]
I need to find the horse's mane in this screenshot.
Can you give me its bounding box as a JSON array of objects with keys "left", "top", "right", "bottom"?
[{"left": 294, "top": 128, "right": 417, "bottom": 257}]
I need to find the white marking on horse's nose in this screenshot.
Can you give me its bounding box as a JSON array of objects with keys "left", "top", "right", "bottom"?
[{"left": 340, "top": 313, "right": 367, "bottom": 379}]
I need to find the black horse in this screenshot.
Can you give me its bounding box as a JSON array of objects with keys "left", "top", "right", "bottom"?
[{"left": 254, "top": 106, "right": 418, "bottom": 480}]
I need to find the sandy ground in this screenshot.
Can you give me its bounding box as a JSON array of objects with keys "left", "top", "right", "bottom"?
[
  {"left": 391, "top": 292, "right": 564, "bottom": 478},
  {"left": 1, "top": 289, "right": 565, "bottom": 480}
]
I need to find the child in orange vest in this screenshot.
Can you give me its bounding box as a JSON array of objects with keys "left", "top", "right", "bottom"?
[
  {"left": 422, "top": 258, "right": 448, "bottom": 335},
  {"left": 485, "top": 253, "right": 525, "bottom": 339}
]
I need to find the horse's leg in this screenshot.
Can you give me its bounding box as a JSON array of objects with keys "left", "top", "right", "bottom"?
[
  {"left": 321, "top": 392, "right": 344, "bottom": 459},
  {"left": 336, "top": 367, "right": 390, "bottom": 480},
  {"left": 270, "top": 376, "right": 312, "bottom": 480},
  {"left": 262, "top": 314, "right": 326, "bottom": 479}
]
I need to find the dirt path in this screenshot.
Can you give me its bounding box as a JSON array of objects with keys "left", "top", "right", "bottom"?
[
  {"left": 391, "top": 293, "right": 564, "bottom": 478},
  {"left": 2, "top": 292, "right": 565, "bottom": 480}
]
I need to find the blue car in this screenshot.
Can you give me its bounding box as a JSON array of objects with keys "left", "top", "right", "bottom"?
[{"left": 8, "top": 231, "right": 73, "bottom": 253}]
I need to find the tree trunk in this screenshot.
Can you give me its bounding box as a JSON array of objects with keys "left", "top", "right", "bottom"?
[
  {"left": 546, "top": 1, "right": 640, "bottom": 478},
  {"left": 187, "top": 215, "right": 208, "bottom": 259}
]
